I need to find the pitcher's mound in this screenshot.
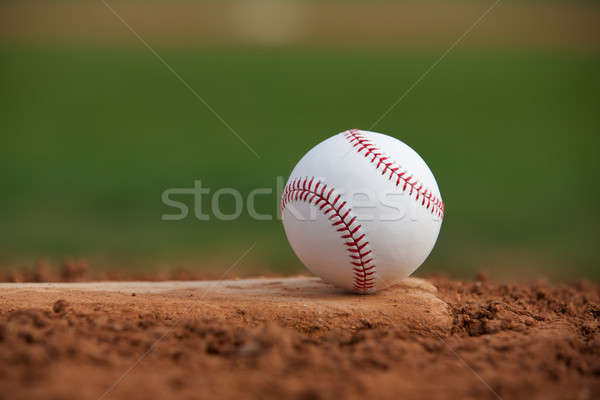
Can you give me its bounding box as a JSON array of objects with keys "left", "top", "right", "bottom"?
[
  {"left": 2, "top": 276, "right": 598, "bottom": 400},
  {"left": 0, "top": 277, "right": 451, "bottom": 335}
]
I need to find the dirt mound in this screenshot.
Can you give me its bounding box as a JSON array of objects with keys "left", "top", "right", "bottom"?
[
  {"left": 0, "top": 277, "right": 598, "bottom": 399},
  {"left": 0, "top": 260, "right": 237, "bottom": 283}
]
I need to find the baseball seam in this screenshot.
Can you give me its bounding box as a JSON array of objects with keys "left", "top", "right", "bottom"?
[
  {"left": 344, "top": 129, "right": 445, "bottom": 219},
  {"left": 280, "top": 177, "right": 376, "bottom": 292}
]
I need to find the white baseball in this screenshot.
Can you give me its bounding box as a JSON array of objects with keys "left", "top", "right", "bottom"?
[{"left": 280, "top": 129, "right": 444, "bottom": 294}]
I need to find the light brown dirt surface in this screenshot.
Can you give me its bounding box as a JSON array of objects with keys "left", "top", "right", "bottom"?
[
  {"left": 0, "top": 276, "right": 599, "bottom": 400},
  {"left": 1, "top": 0, "right": 599, "bottom": 50}
]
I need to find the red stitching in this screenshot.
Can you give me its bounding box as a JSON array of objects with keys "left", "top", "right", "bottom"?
[
  {"left": 281, "top": 177, "right": 376, "bottom": 292},
  {"left": 344, "top": 129, "right": 445, "bottom": 219}
]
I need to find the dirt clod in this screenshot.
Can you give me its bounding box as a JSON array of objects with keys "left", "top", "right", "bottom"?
[{"left": 52, "top": 300, "right": 68, "bottom": 314}]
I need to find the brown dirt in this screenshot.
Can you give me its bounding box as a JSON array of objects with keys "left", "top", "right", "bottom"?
[
  {"left": 1, "top": 0, "right": 599, "bottom": 50},
  {"left": 0, "top": 275, "right": 599, "bottom": 399},
  {"left": 0, "top": 259, "right": 267, "bottom": 283}
]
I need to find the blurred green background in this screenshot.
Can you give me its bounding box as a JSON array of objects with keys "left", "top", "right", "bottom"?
[{"left": 1, "top": 0, "right": 599, "bottom": 280}]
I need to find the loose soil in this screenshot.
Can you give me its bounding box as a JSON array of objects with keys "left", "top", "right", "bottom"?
[
  {"left": 1, "top": 1, "right": 599, "bottom": 50},
  {"left": 0, "top": 275, "right": 598, "bottom": 400}
]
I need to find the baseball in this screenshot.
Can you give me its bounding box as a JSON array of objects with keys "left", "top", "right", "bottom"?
[{"left": 281, "top": 129, "right": 444, "bottom": 293}]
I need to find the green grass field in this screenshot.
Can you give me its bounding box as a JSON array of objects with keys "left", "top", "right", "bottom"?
[{"left": 1, "top": 44, "right": 599, "bottom": 279}]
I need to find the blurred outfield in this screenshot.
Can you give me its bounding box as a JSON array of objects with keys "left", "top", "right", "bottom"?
[{"left": 1, "top": 1, "right": 599, "bottom": 280}]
